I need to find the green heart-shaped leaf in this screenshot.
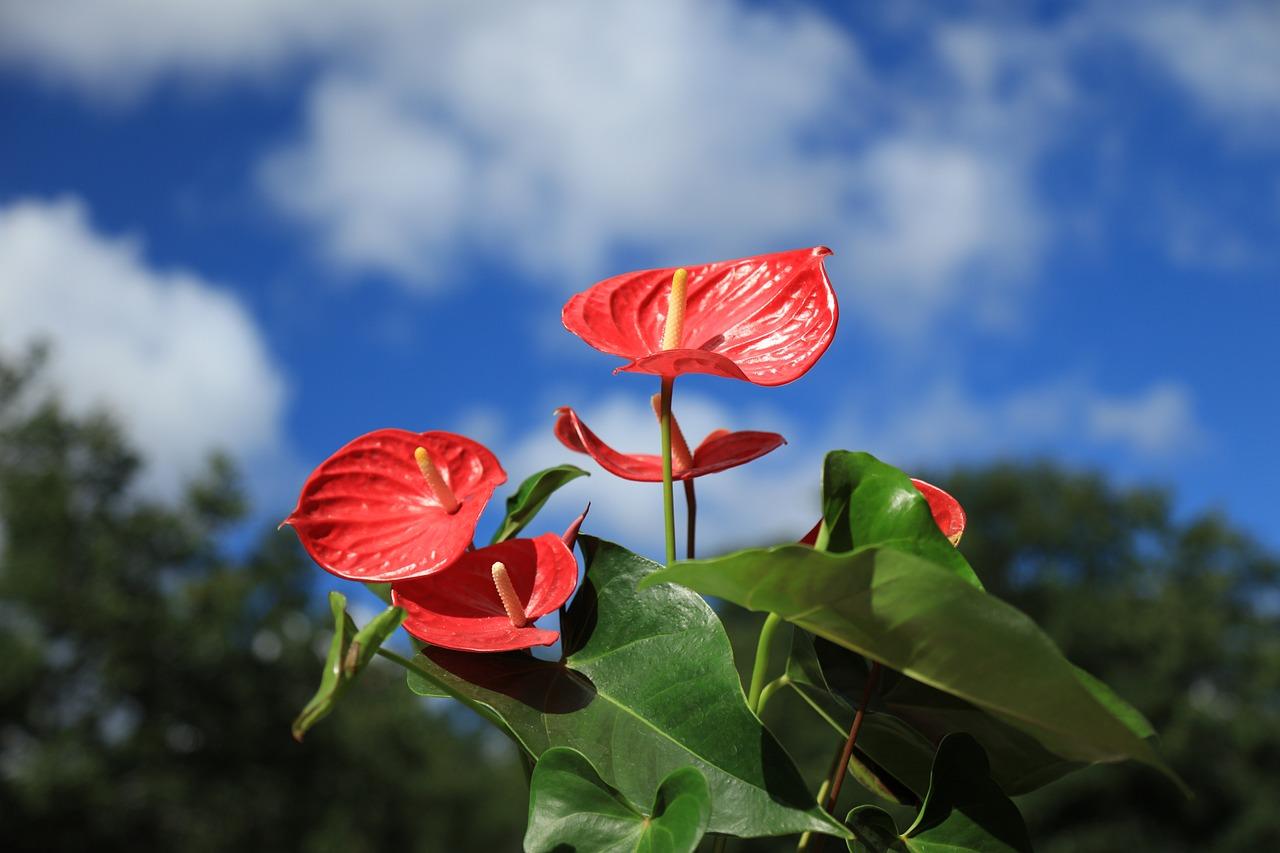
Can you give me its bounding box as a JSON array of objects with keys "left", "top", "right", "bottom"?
[
  {"left": 640, "top": 545, "right": 1180, "bottom": 789},
  {"left": 403, "top": 537, "right": 848, "bottom": 840},
  {"left": 847, "top": 733, "right": 1033, "bottom": 853},
  {"left": 823, "top": 451, "right": 981, "bottom": 588},
  {"left": 491, "top": 464, "right": 589, "bottom": 543},
  {"left": 292, "top": 591, "right": 405, "bottom": 740},
  {"left": 524, "top": 747, "right": 710, "bottom": 853}
]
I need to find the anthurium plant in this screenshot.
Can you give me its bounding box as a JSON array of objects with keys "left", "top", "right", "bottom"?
[{"left": 282, "top": 247, "right": 1183, "bottom": 852}]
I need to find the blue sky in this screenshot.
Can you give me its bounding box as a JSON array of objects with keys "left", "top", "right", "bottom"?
[{"left": 1, "top": 0, "right": 1277, "bottom": 563}]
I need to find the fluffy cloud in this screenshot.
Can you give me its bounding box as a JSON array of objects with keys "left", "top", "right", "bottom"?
[
  {"left": 5, "top": 1, "right": 1263, "bottom": 340},
  {"left": 828, "top": 378, "right": 1204, "bottom": 468},
  {"left": 255, "top": 2, "right": 1059, "bottom": 337},
  {"left": 258, "top": 3, "right": 861, "bottom": 280},
  {"left": 0, "top": 198, "right": 289, "bottom": 499},
  {"left": 0, "top": 0, "right": 1059, "bottom": 336},
  {"left": 0, "top": 0, "right": 364, "bottom": 98},
  {"left": 1118, "top": 1, "right": 1280, "bottom": 138}
]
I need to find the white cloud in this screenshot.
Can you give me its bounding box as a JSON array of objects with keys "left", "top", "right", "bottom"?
[
  {"left": 1086, "top": 382, "right": 1203, "bottom": 456},
  {"left": 0, "top": 0, "right": 1074, "bottom": 337},
  {"left": 1117, "top": 2, "right": 1280, "bottom": 138},
  {"left": 258, "top": 3, "right": 861, "bottom": 281},
  {"left": 12, "top": 1, "right": 1265, "bottom": 340},
  {"left": 0, "top": 197, "right": 289, "bottom": 500},
  {"left": 827, "top": 377, "right": 1205, "bottom": 468},
  {"left": 0, "top": 0, "right": 367, "bottom": 99}
]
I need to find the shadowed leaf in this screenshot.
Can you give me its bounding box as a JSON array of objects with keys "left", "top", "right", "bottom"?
[{"left": 524, "top": 747, "right": 710, "bottom": 853}]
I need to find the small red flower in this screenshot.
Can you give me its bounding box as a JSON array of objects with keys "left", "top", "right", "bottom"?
[
  {"left": 553, "top": 405, "right": 785, "bottom": 482},
  {"left": 283, "top": 429, "right": 506, "bottom": 582},
  {"left": 391, "top": 534, "right": 579, "bottom": 652},
  {"left": 562, "top": 246, "right": 838, "bottom": 386},
  {"left": 801, "top": 478, "right": 967, "bottom": 546}
]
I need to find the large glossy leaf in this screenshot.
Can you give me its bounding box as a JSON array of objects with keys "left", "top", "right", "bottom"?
[
  {"left": 846, "top": 734, "right": 1033, "bottom": 853},
  {"left": 787, "top": 632, "right": 1082, "bottom": 796},
  {"left": 292, "top": 591, "right": 405, "bottom": 740},
  {"left": 491, "top": 464, "right": 589, "bottom": 543},
  {"left": 640, "top": 544, "right": 1178, "bottom": 786},
  {"left": 524, "top": 747, "right": 710, "bottom": 853},
  {"left": 822, "top": 451, "right": 982, "bottom": 588},
  {"left": 402, "top": 537, "right": 847, "bottom": 840}
]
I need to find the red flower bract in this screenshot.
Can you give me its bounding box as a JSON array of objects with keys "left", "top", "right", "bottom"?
[
  {"left": 910, "top": 477, "right": 967, "bottom": 544},
  {"left": 283, "top": 429, "right": 506, "bottom": 583},
  {"left": 391, "top": 534, "right": 579, "bottom": 652},
  {"left": 554, "top": 406, "right": 785, "bottom": 482},
  {"left": 801, "top": 478, "right": 967, "bottom": 546},
  {"left": 562, "top": 246, "right": 838, "bottom": 386}
]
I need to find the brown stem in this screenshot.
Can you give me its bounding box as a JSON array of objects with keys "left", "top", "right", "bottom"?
[
  {"left": 683, "top": 478, "right": 697, "bottom": 560},
  {"left": 823, "top": 662, "right": 883, "bottom": 816}
]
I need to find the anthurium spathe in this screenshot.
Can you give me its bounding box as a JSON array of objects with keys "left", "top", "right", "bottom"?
[
  {"left": 553, "top": 405, "right": 785, "bottom": 482},
  {"left": 391, "top": 533, "right": 579, "bottom": 652},
  {"left": 561, "top": 246, "right": 838, "bottom": 386},
  {"left": 910, "top": 477, "right": 967, "bottom": 545},
  {"left": 283, "top": 429, "right": 506, "bottom": 582}
]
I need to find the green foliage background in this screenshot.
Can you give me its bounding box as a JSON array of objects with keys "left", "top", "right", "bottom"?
[{"left": 2, "top": 350, "right": 1277, "bottom": 851}]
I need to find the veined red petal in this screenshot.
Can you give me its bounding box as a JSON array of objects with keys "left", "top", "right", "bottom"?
[
  {"left": 553, "top": 407, "right": 784, "bottom": 482},
  {"left": 562, "top": 246, "right": 838, "bottom": 386},
  {"left": 553, "top": 407, "right": 664, "bottom": 481},
  {"left": 619, "top": 349, "right": 748, "bottom": 382},
  {"left": 391, "top": 534, "right": 579, "bottom": 652},
  {"left": 799, "top": 478, "right": 966, "bottom": 545},
  {"left": 283, "top": 429, "right": 506, "bottom": 582},
  {"left": 690, "top": 430, "right": 786, "bottom": 476}
]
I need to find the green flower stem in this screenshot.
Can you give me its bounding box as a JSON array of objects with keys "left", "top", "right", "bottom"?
[
  {"left": 755, "top": 674, "right": 790, "bottom": 715},
  {"left": 683, "top": 477, "right": 697, "bottom": 560},
  {"left": 813, "top": 518, "right": 830, "bottom": 551},
  {"left": 374, "top": 647, "right": 524, "bottom": 752},
  {"left": 659, "top": 376, "right": 677, "bottom": 566},
  {"left": 747, "top": 612, "right": 784, "bottom": 713},
  {"left": 794, "top": 778, "right": 831, "bottom": 852}
]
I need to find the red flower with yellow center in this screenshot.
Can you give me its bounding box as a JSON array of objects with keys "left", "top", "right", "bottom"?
[
  {"left": 562, "top": 246, "right": 838, "bottom": 386},
  {"left": 283, "top": 429, "right": 506, "bottom": 582},
  {"left": 391, "top": 533, "right": 579, "bottom": 652}
]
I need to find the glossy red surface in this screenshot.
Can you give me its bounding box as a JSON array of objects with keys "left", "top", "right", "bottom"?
[
  {"left": 553, "top": 406, "right": 785, "bottom": 482},
  {"left": 283, "top": 429, "right": 506, "bottom": 582},
  {"left": 391, "top": 534, "right": 579, "bottom": 652},
  {"left": 799, "top": 478, "right": 967, "bottom": 545},
  {"left": 562, "top": 246, "right": 838, "bottom": 386},
  {"left": 909, "top": 477, "right": 967, "bottom": 543}
]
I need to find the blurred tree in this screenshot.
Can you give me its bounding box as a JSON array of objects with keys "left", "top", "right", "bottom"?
[
  {"left": 0, "top": 349, "right": 527, "bottom": 852},
  {"left": 943, "top": 462, "right": 1280, "bottom": 852}
]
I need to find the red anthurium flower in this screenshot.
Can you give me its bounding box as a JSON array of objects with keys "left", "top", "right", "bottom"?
[
  {"left": 553, "top": 405, "right": 785, "bottom": 482},
  {"left": 801, "top": 478, "right": 967, "bottom": 546},
  {"left": 283, "top": 429, "right": 507, "bottom": 583},
  {"left": 391, "top": 533, "right": 579, "bottom": 652},
  {"left": 562, "top": 246, "right": 838, "bottom": 386}
]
